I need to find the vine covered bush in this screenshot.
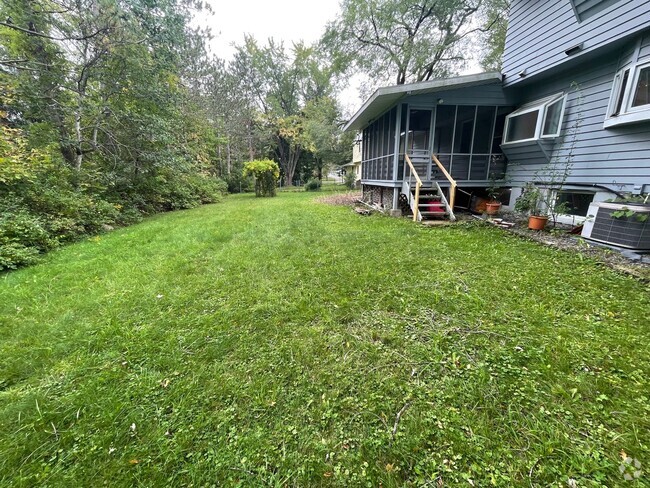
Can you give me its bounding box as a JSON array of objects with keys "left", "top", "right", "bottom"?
[{"left": 243, "top": 160, "right": 280, "bottom": 197}]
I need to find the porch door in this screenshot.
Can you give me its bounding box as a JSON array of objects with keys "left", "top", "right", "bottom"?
[{"left": 406, "top": 107, "right": 433, "bottom": 179}]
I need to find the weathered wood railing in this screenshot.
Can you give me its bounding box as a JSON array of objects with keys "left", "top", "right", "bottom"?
[
  {"left": 404, "top": 154, "right": 422, "bottom": 222},
  {"left": 432, "top": 154, "right": 457, "bottom": 211}
]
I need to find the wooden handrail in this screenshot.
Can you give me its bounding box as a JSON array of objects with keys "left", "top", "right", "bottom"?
[
  {"left": 432, "top": 154, "right": 457, "bottom": 210},
  {"left": 404, "top": 154, "right": 422, "bottom": 222},
  {"left": 404, "top": 154, "right": 422, "bottom": 186}
]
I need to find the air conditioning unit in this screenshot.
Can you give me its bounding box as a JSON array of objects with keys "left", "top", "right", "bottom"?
[{"left": 582, "top": 202, "right": 650, "bottom": 251}]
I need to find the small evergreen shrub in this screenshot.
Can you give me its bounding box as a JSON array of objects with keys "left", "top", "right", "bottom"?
[
  {"left": 243, "top": 160, "right": 280, "bottom": 197},
  {"left": 304, "top": 178, "right": 322, "bottom": 191}
]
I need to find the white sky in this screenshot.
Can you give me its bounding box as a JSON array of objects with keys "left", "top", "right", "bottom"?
[{"left": 197, "top": 0, "right": 365, "bottom": 113}]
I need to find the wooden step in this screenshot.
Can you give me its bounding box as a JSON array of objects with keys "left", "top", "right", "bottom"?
[
  {"left": 418, "top": 195, "right": 441, "bottom": 201},
  {"left": 420, "top": 211, "right": 448, "bottom": 218}
]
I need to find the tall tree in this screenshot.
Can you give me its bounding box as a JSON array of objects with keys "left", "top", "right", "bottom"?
[
  {"left": 479, "top": 0, "right": 509, "bottom": 72},
  {"left": 232, "top": 37, "right": 337, "bottom": 186},
  {"left": 322, "top": 0, "right": 504, "bottom": 86}
]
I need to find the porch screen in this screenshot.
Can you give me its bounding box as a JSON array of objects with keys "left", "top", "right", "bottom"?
[
  {"left": 431, "top": 105, "right": 508, "bottom": 181},
  {"left": 361, "top": 107, "right": 397, "bottom": 180}
]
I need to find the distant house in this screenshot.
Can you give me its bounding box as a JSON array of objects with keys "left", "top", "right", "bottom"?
[
  {"left": 341, "top": 139, "right": 362, "bottom": 186},
  {"left": 344, "top": 0, "right": 650, "bottom": 222}
]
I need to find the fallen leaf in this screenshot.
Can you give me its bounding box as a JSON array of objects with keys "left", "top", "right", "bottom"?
[{"left": 129, "top": 459, "right": 139, "bottom": 465}]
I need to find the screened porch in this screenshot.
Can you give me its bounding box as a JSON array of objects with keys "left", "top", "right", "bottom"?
[{"left": 361, "top": 102, "right": 510, "bottom": 185}]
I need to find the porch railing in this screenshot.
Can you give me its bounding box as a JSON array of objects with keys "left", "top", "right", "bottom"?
[
  {"left": 404, "top": 154, "right": 422, "bottom": 222},
  {"left": 432, "top": 154, "right": 457, "bottom": 210}
]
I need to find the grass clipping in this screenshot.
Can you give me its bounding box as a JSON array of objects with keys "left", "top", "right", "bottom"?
[{"left": 315, "top": 192, "right": 361, "bottom": 206}]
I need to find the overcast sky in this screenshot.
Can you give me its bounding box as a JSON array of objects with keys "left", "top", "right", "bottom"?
[
  {"left": 197, "top": 0, "right": 364, "bottom": 113},
  {"left": 202, "top": 0, "right": 339, "bottom": 60}
]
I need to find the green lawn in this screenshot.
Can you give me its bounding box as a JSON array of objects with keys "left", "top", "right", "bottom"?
[{"left": 1, "top": 192, "right": 649, "bottom": 487}]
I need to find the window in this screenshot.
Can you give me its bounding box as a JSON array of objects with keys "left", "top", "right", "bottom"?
[
  {"left": 605, "top": 62, "right": 650, "bottom": 128},
  {"left": 503, "top": 93, "right": 567, "bottom": 144},
  {"left": 556, "top": 191, "right": 595, "bottom": 217},
  {"left": 542, "top": 98, "right": 565, "bottom": 136},
  {"left": 631, "top": 65, "right": 650, "bottom": 107}
]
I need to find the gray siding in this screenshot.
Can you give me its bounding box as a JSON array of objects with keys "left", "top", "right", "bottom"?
[
  {"left": 503, "top": 0, "right": 650, "bottom": 87},
  {"left": 404, "top": 84, "right": 511, "bottom": 106},
  {"left": 504, "top": 34, "right": 650, "bottom": 192}
]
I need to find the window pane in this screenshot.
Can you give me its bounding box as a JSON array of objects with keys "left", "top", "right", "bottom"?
[
  {"left": 454, "top": 106, "right": 476, "bottom": 153},
  {"left": 542, "top": 98, "right": 563, "bottom": 136},
  {"left": 434, "top": 105, "right": 455, "bottom": 154},
  {"left": 613, "top": 70, "right": 629, "bottom": 115},
  {"left": 505, "top": 110, "right": 539, "bottom": 142},
  {"left": 556, "top": 192, "right": 594, "bottom": 217},
  {"left": 632, "top": 66, "right": 650, "bottom": 107},
  {"left": 472, "top": 106, "right": 496, "bottom": 153}
]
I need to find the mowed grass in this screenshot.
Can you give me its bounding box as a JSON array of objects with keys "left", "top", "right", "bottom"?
[{"left": 1, "top": 192, "right": 649, "bottom": 487}]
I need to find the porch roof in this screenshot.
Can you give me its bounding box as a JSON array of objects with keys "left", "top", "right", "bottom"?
[{"left": 343, "top": 72, "right": 503, "bottom": 132}]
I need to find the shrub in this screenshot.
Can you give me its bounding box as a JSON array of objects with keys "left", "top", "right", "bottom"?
[
  {"left": 243, "top": 160, "right": 280, "bottom": 197},
  {"left": 304, "top": 178, "right": 322, "bottom": 191},
  {"left": 343, "top": 171, "right": 357, "bottom": 190},
  {"left": 0, "top": 208, "right": 54, "bottom": 270},
  {"left": 0, "top": 243, "right": 41, "bottom": 270}
]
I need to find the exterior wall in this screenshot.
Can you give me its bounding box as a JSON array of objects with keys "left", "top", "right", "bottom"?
[
  {"left": 503, "top": 0, "right": 650, "bottom": 87},
  {"left": 353, "top": 142, "right": 362, "bottom": 164},
  {"left": 504, "top": 31, "right": 650, "bottom": 194}
]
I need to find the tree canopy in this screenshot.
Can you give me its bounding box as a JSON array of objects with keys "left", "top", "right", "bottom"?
[{"left": 322, "top": 0, "right": 509, "bottom": 85}]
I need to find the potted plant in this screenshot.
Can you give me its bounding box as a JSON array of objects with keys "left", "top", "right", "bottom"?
[
  {"left": 485, "top": 173, "right": 505, "bottom": 216},
  {"left": 514, "top": 183, "right": 549, "bottom": 230}
]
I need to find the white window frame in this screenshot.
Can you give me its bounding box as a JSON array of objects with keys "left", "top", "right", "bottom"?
[
  {"left": 541, "top": 96, "right": 568, "bottom": 138},
  {"left": 502, "top": 93, "right": 567, "bottom": 145},
  {"left": 604, "top": 61, "right": 650, "bottom": 128}
]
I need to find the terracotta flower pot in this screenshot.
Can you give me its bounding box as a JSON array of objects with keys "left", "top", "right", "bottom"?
[
  {"left": 486, "top": 202, "right": 502, "bottom": 215},
  {"left": 528, "top": 215, "right": 548, "bottom": 230}
]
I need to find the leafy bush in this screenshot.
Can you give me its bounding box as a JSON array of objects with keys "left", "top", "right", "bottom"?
[
  {"left": 243, "top": 160, "right": 279, "bottom": 197},
  {"left": 304, "top": 178, "right": 322, "bottom": 191},
  {"left": 0, "top": 125, "right": 228, "bottom": 271},
  {"left": 343, "top": 171, "right": 357, "bottom": 190},
  {"left": 0, "top": 208, "right": 53, "bottom": 270}
]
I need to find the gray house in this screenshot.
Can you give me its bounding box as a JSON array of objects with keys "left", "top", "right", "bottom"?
[{"left": 345, "top": 0, "right": 650, "bottom": 223}]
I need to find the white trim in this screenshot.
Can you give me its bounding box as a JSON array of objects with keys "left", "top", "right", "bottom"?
[
  {"left": 502, "top": 93, "right": 566, "bottom": 145},
  {"left": 541, "top": 96, "right": 568, "bottom": 138},
  {"left": 627, "top": 62, "right": 650, "bottom": 112},
  {"left": 604, "top": 61, "right": 650, "bottom": 128}
]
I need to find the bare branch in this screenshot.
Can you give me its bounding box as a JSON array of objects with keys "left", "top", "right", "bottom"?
[{"left": 0, "top": 21, "right": 108, "bottom": 42}]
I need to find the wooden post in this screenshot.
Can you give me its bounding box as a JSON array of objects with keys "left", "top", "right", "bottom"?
[{"left": 413, "top": 183, "right": 420, "bottom": 222}]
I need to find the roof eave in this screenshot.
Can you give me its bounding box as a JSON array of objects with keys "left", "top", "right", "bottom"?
[{"left": 343, "top": 71, "right": 504, "bottom": 132}]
